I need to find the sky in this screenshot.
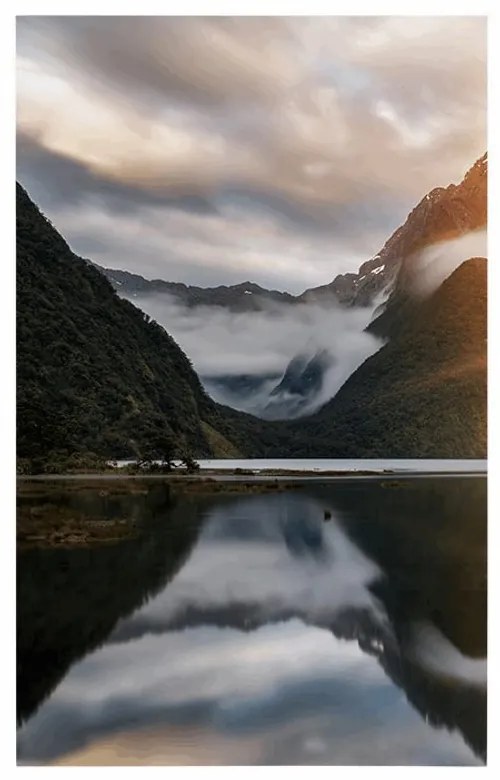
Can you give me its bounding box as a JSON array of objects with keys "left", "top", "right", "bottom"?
[{"left": 16, "top": 16, "right": 487, "bottom": 293}]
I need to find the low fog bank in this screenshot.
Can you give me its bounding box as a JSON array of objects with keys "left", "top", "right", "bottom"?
[
  {"left": 114, "top": 229, "right": 485, "bottom": 419},
  {"left": 203, "top": 374, "right": 285, "bottom": 418},
  {"left": 124, "top": 292, "right": 384, "bottom": 418},
  {"left": 409, "top": 229, "right": 487, "bottom": 297}
]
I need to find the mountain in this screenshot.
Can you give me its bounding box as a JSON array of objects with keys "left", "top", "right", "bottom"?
[
  {"left": 16, "top": 183, "right": 280, "bottom": 470},
  {"left": 96, "top": 155, "right": 487, "bottom": 424},
  {"left": 203, "top": 352, "right": 335, "bottom": 421},
  {"left": 290, "top": 154, "right": 487, "bottom": 445},
  {"left": 16, "top": 151, "right": 487, "bottom": 465},
  {"left": 290, "top": 257, "right": 487, "bottom": 458},
  {"left": 97, "top": 249, "right": 396, "bottom": 313},
  {"left": 264, "top": 349, "right": 334, "bottom": 419},
  {"left": 270, "top": 350, "right": 332, "bottom": 398},
  {"left": 202, "top": 373, "right": 282, "bottom": 418},
  {"left": 97, "top": 267, "right": 296, "bottom": 312},
  {"left": 299, "top": 153, "right": 487, "bottom": 313},
  {"left": 100, "top": 255, "right": 392, "bottom": 312},
  {"left": 247, "top": 155, "right": 487, "bottom": 433},
  {"left": 297, "top": 258, "right": 391, "bottom": 308},
  {"left": 369, "top": 152, "right": 487, "bottom": 339},
  {"left": 99, "top": 155, "right": 486, "bottom": 322}
]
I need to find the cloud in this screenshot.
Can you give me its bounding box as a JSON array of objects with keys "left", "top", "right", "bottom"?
[
  {"left": 47, "top": 198, "right": 376, "bottom": 291},
  {"left": 16, "top": 16, "right": 486, "bottom": 291},
  {"left": 118, "top": 289, "right": 383, "bottom": 416},
  {"left": 407, "top": 621, "right": 486, "bottom": 687},
  {"left": 17, "top": 129, "right": 393, "bottom": 292},
  {"left": 407, "top": 229, "right": 487, "bottom": 297},
  {"left": 127, "top": 293, "right": 376, "bottom": 375},
  {"left": 17, "top": 17, "right": 303, "bottom": 109}
]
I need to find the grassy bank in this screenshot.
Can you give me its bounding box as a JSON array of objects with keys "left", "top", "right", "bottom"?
[{"left": 16, "top": 477, "right": 305, "bottom": 549}]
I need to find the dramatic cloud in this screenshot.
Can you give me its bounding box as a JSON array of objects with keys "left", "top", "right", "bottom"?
[
  {"left": 122, "top": 291, "right": 383, "bottom": 416},
  {"left": 128, "top": 293, "right": 378, "bottom": 375},
  {"left": 16, "top": 16, "right": 486, "bottom": 291}
]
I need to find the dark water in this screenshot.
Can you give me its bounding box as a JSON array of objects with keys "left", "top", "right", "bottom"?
[{"left": 17, "top": 477, "right": 487, "bottom": 766}]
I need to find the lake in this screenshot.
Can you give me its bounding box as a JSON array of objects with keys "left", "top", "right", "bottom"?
[
  {"left": 17, "top": 475, "right": 487, "bottom": 765},
  {"left": 114, "top": 458, "right": 488, "bottom": 473}
]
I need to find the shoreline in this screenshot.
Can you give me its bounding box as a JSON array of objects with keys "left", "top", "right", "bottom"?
[
  {"left": 17, "top": 468, "right": 486, "bottom": 549},
  {"left": 17, "top": 467, "right": 487, "bottom": 482}
]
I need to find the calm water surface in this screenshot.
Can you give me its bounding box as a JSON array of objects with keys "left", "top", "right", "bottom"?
[
  {"left": 17, "top": 476, "right": 487, "bottom": 765},
  {"left": 114, "top": 458, "right": 487, "bottom": 473}
]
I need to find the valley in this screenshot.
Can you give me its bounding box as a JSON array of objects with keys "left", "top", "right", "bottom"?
[
  {"left": 15, "top": 15, "right": 488, "bottom": 771},
  {"left": 16, "top": 153, "right": 487, "bottom": 470},
  {"left": 95, "top": 155, "right": 487, "bottom": 426}
]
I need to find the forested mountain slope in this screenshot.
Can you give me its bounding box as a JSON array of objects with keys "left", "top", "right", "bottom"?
[
  {"left": 16, "top": 184, "right": 280, "bottom": 469},
  {"left": 290, "top": 258, "right": 487, "bottom": 458},
  {"left": 17, "top": 179, "right": 487, "bottom": 466}
]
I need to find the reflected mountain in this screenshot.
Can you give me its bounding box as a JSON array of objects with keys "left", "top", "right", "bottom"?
[
  {"left": 17, "top": 484, "right": 204, "bottom": 724},
  {"left": 332, "top": 477, "right": 487, "bottom": 760},
  {"left": 107, "top": 480, "right": 487, "bottom": 761},
  {"left": 330, "top": 478, "right": 486, "bottom": 655},
  {"left": 17, "top": 478, "right": 486, "bottom": 765}
]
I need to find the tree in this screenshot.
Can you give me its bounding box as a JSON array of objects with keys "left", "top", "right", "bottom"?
[
  {"left": 132, "top": 431, "right": 178, "bottom": 472},
  {"left": 151, "top": 431, "right": 177, "bottom": 471},
  {"left": 179, "top": 452, "right": 200, "bottom": 473}
]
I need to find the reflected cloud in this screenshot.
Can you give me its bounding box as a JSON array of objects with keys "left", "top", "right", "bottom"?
[
  {"left": 108, "top": 494, "right": 386, "bottom": 640},
  {"left": 17, "top": 619, "right": 480, "bottom": 766},
  {"left": 407, "top": 621, "right": 487, "bottom": 687},
  {"left": 17, "top": 481, "right": 486, "bottom": 766}
]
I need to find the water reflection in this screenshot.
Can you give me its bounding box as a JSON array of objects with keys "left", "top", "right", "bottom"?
[
  {"left": 107, "top": 493, "right": 386, "bottom": 641},
  {"left": 17, "top": 478, "right": 486, "bottom": 765},
  {"left": 17, "top": 485, "right": 202, "bottom": 724}
]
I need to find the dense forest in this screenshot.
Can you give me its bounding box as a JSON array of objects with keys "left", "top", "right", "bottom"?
[
  {"left": 289, "top": 258, "right": 487, "bottom": 458},
  {"left": 16, "top": 182, "right": 487, "bottom": 470},
  {"left": 16, "top": 184, "right": 288, "bottom": 472}
]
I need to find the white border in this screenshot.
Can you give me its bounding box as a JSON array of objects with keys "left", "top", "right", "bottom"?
[{"left": 2, "top": 2, "right": 497, "bottom": 778}]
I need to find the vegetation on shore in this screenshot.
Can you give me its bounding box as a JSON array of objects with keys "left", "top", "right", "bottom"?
[
  {"left": 17, "top": 470, "right": 413, "bottom": 551},
  {"left": 17, "top": 481, "right": 145, "bottom": 548},
  {"left": 16, "top": 477, "right": 307, "bottom": 549},
  {"left": 17, "top": 503, "right": 140, "bottom": 548}
]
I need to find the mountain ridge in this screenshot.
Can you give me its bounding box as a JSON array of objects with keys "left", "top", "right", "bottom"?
[
  {"left": 16, "top": 150, "right": 488, "bottom": 465},
  {"left": 289, "top": 257, "right": 487, "bottom": 457},
  {"left": 99, "top": 153, "right": 486, "bottom": 317},
  {"left": 16, "top": 182, "right": 284, "bottom": 468}
]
